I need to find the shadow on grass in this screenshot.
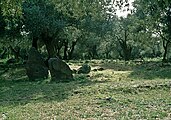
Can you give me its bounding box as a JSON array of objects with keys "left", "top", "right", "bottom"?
[
  {"left": 0, "top": 65, "right": 101, "bottom": 108},
  {"left": 1, "top": 61, "right": 171, "bottom": 109},
  {"left": 0, "top": 80, "right": 94, "bottom": 105},
  {"left": 94, "top": 60, "right": 171, "bottom": 80},
  {"left": 97, "top": 61, "right": 134, "bottom": 71},
  {"left": 128, "top": 61, "right": 171, "bottom": 80}
]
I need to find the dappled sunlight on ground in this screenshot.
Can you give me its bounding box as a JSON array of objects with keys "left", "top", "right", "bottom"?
[{"left": 0, "top": 60, "right": 171, "bottom": 119}]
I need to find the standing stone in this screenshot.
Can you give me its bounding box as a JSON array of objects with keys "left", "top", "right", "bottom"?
[
  {"left": 48, "top": 57, "right": 73, "bottom": 81},
  {"left": 26, "top": 47, "right": 48, "bottom": 80}
]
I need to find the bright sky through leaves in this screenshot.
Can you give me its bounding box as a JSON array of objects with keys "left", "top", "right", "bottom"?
[{"left": 115, "top": 0, "right": 134, "bottom": 17}]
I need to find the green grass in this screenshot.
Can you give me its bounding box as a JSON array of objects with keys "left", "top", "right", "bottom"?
[{"left": 0, "top": 60, "right": 171, "bottom": 120}]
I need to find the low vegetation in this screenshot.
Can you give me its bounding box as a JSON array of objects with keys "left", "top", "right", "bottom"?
[
  {"left": 1, "top": 0, "right": 171, "bottom": 119},
  {"left": 0, "top": 60, "right": 170, "bottom": 120}
]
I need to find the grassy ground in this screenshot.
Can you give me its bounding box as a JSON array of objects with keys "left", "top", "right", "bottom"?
[{"left": 0, "top": 60, "right": 171, "bottom": 120}]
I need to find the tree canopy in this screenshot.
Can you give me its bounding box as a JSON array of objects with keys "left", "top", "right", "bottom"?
[{"left": 0, "top": 0, "right": 171, "bottom": 61}]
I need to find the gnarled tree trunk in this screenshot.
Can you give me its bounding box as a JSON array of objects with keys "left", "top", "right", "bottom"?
[
  {"left": 32, "top": 36, "right": 38, "bottom": 50},
  {"left": 41, "top": 31, "right": 56, "bottom": 58},
  {"left": 68, "top": 41, "right": 77, "bottom": 60},
  {"left": 63, "top": 41, "right": 68, "bottom": 60},
  {"left": 162, "top": 40, "right": 170, "bottom": 62}
]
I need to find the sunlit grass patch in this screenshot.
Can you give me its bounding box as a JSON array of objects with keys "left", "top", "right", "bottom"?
[{"left": 0, "top": 60, "right": 171, "bottom": 119}]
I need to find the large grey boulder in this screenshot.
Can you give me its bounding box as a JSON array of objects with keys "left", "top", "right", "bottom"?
[
  {"left": 78, "top": 64, "right": 91, "bottom": 74},
  {"left": 48, "top": 57, "right": 73, "bottom": 81},
  {"left": 26, "top": 47, "right": 48, "bottom": 80}
]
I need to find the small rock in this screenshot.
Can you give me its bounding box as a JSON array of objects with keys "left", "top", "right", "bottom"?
[
  {"left": 105, "top": 97, "right": 113, "bottom": 101},
  {"left": 77, "top": 64, "right": 91, "bottom": 74},
  {"left": 92, "top": 69, "right": 98, "bottom": 71},
  {"left": 98, "top": 67, "right": 104, "bottom": 71}
]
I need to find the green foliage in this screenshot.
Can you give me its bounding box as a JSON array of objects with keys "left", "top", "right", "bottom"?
[
  {"left": 0, "top": 7, "right": 6, "bottom": 37},
  {"left": 0, "top": 0, "right": 170, "bottom": 60},
  {"left": 134, "top": 0, "right": 171, "bottom": 39},
  {"left": 23, "top": 0, "right": 66, "bottom": 37},
  {"left": 0, "top": 0, "right": 23, "bottom": 37},
  {"left": 132, "top": 0, "right": 171, "bottom": 60}
]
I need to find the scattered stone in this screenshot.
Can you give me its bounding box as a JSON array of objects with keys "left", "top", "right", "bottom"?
[
  {"left": 26, "top": 47, "right": 48, "bottom": 80},
  {"left": 73, "top": 90, "right": 82, "bottom": 94},
  {"left": 77, "top": 64, "right": 91, "bottom": 74},
  {"left": 101, "top": 61, "right": 104, "bottom": 63},
  {"left": 92, "top": 69, "right": 98, "bottom": 71},
  {"left": 92, "top": 68, "right": 104, "bottom": 72},
  {"left": 86, "top": 75, "right": 90, "bottom": 77},
  {"left": 98, "top": 67, "right": 104, "bottom": 71},
  {"left": 48, "top": 57, "right": 73, "bottom": 81},
  {"left": 105, "top": 97, "right": 113, "bottom": 101},
  {"left": 85, "top": 60, "right": 89, "bottom": 63},
  {"left": 80, "top": 61, "right": 84, "bottom": 63}
]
